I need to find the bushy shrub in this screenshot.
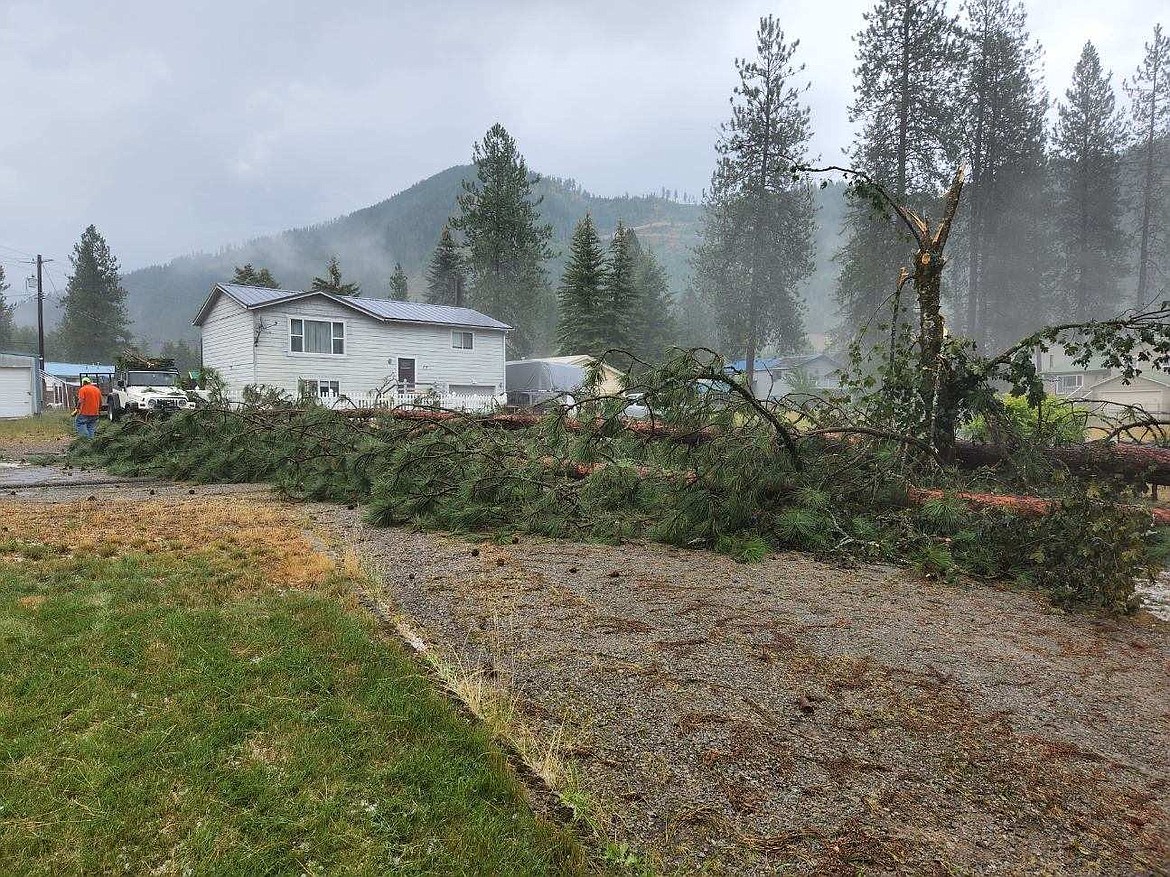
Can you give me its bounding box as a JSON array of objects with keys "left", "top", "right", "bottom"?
[{"left": 967, "top": 394, "right": 1087, "bottom": 446}]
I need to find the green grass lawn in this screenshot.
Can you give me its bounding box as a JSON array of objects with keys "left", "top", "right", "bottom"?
[{"left": 0, "top": 499, "right": 584, "bottom": 875}]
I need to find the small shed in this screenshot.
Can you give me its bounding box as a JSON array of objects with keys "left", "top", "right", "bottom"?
[{"left": 0, "top": 353, "right": 43, "bottom": 417}]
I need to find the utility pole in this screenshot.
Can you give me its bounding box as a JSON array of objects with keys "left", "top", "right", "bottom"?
[{"left": 35, "top": 255, "right": 48, "bottom": 370}]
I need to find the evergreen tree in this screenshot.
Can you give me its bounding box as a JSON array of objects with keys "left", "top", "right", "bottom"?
[
  {"left": 675, "top": 282, "right": 716, "bottom": 351},
  {"left": 692, "top": 15, "right": 817, "bottom": 384},
  {"left": 425, "top": 226, "right": 466, "bottom": 306},
  {"left": 58, "top": 225, "right": 132, "bottom": 362},
  {"left": 451, "top": 124, "right": 554, "bottom": 356},
  {"left": 836, "top": 0, "right": 967, "bottom": 341},
  {"left": 627, "top": 230, "right": 677, "bottom": 362},
  {"left": 1126, "top": 23, "right": 1170, "bottom": 307},
  {"left": 602, "top": 221, "right": 640, "bottom": 357},
  {"left": 556, "top": 213, "right": 608, "bottom": 355},
  {"left": 0, "top": 265, "right": 12, "bottom": 351},
  {"left": 309, "top": 256, "right": 360, "bottom": 296},
  {"left": 157, "top": 339, "right": 200, "bottom": 375},
  {"left": 388, "top": 263, "right": 409, "bottom": 300},
  {"left": 1053, "top": 42, "right": 1128, "bottom": 321},
  {"left": 231, "top": 264, "right": 280, "bottom": 288},
  {"left": 959, "top": 0, "right": 1050, "bottom": 349}
]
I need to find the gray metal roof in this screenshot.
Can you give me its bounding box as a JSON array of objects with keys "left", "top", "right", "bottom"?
[{"left": 193, "top": 283, "right": 511, "bottom": 331}]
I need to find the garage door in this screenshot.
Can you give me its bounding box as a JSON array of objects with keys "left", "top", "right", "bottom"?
[
  {"left": 0, "top": 366, "right": 33, "bottom": 418},
  {"left": 1108, "top": 392, "right": 1164, "bottom": 416}
]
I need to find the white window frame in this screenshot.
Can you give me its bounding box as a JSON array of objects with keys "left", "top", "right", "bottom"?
[
  {"left": 289, "top": 316, "right": 346, "bottom": 356},
  {"left": 1056, "top": 374, "right": 1084, "bottom": 393},
  {"left": 452, "top": 330, "right": 474, "bottom": 350},
  {"left": 300, "top": 378, "right": 340, "bottom": 400}
]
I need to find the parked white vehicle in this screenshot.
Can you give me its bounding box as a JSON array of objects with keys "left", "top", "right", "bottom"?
[{"left": 108, "top": 368, "right": 195, "bottom": 420}]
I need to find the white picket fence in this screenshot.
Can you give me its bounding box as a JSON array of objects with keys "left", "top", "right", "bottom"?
[{"left": 346, "top": 389, "right": 502, "bottom": 414}]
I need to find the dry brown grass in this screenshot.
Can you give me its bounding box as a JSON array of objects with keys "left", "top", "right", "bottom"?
[{"left": 0, "top": 497, "right": 333, "bottom": 594}]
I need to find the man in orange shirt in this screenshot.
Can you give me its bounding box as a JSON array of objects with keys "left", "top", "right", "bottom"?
[{"left": 74, "top": 377, "right": 102, "bottom": 439}]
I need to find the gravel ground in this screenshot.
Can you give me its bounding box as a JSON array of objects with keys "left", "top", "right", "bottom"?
[{"left": 309, "top": 505, "right": 1169, "bottom": 876}]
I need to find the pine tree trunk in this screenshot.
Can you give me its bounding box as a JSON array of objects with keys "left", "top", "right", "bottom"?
[
  {"left": 745, "top": 336, "right": 757, "bottom": 399},
  {"left": 1136, "top": 85, "right": 1157, "bottom": 308}
]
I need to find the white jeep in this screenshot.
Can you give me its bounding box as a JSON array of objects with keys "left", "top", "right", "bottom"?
[{"left": 108, "top": 368, "right": 196, "bottom": 421}]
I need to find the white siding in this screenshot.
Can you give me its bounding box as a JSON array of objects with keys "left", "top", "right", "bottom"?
[
  {"left": 249, "top": 296, "right": 506, "bottom": 402},
  {"left": 199, "top": 294, "right": 256, "bottom": 397}
]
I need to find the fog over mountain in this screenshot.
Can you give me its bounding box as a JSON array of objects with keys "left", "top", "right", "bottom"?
[{"left": 62, "top": 167, "right": 845, "bottom": 346}]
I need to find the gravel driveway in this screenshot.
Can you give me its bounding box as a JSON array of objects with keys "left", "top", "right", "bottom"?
[{"left": 310, "top": 505, "right": 1169, "bottom": 876}]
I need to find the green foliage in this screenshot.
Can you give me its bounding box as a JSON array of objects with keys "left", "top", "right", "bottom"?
[
  {"left": 58, "top": 224, "right": 133, "bottom": 362},
  {"left": 1053, "top": 41, "right": 1128, "bottom": 322},
  {"left": 602, "top": 221, "right": 639, "bottom": 357},
  {"left": 452, "top": 124, "right": 554, "bottom": 357},
  {"left": 425, "top": 225, "right": 466, "bottom": 306},
  {"left": 626, "top": 232, "right": 677, "bottom": 363},
  {"left": 310, "top": 255, "right": 360, "bottom": 296},
  {"left": 72, "top": 350, "right": 1161, "bottom": 616},
  {"left": 967, "top": 394, "right": 1087, "bottom": 445},
  {"left": 1021, "top": 489, "right": 1154, "bottom": 613},
  {"left": 231, "top": 264, "right": 280, "bottom": 288},
  {"left": 556, "top": 213, "right": 608, "bottom": 355},
  {"left": 387, "top": 262, "right": 409, "bottom": 300},
  {"left": 836, "top": 0, "right": 965, "bottom": 340},
  {"left": 694, "top": 15, "right": 816, "bottom": 359}
]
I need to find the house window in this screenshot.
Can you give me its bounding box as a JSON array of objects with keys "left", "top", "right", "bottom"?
[
  {"left": 1056, "top": 374, "right": 1084, "bottom": 393},
  {"left": 291, "top": 318, "right": 345, "bottom": 354},
  {"left": 300, "top": 379, "right": 340, "bottom": 400},
  {"left": 452, "top": 330, "right": 474, "bottom": 350}
]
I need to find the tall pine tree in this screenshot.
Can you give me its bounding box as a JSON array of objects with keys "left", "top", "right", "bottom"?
[
  {"left": 1053, "top": 42, "right": 1128, "bottom": 321},
  {"left": 602, "top": 221, "right": 640, "bottom": 358},
  {"left": 958, "top": 0, "right": 1050, "bottom": 350},
  {"left": 836, "top": 0, "right": 966, "bottom": 342},
  {"left": 556, "top": 213, "right": 608, "bottom": 356},
  {"left": 692, "top": 15, "right": 817, "bottom": 384},
  {"left": 0, "top": 265, "right": 12, "bottom": 351},
  {"left": 388, "top": 263, "right": 409, "bottom": 300},
  {"left": 58, "top": 225, "right": 132, "bottom": 362},
  {"left": 627, "top": 229, "right": 677, "bottom": 362},
  {"left": 451, "top": 124, "right": 553, "bottom": 356},
  {"left": 310, "top": 256, "right": 360, "bottom": 296},
  {"left": 1126, "top": 24, "right": 1170, "bottom": 307},
  {"left": 425, "top": 226, "right": 466, "bottom": 306},
  {"left": 231, "top": 264, "right": 280, "bottom": 288}
]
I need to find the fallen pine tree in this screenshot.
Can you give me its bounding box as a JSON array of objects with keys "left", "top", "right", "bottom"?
[
  {"left": 72, "top": 404, "right": 1168, "bottom": 615},
  {"left": 331, "top": 407, "right": 1170, "bottom": 485}
]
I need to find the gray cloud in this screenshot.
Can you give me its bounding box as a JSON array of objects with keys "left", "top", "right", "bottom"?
[{"left": 0, "top": 0, "right": 1161, "bottom": 281}]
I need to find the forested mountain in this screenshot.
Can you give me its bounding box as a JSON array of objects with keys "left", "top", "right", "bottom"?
[
  {"left": 24, "top": 165, "right": 846, "bottom": 350},
  {"left": 114, "top": 167, "right": 702, "bottom": 346}
]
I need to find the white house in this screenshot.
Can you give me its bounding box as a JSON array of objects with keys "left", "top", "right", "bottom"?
[
  {"left": 727, "top": 353, "right": 845, "bottom": 400},
  {"left": 192, "top": 283, "right": 510, "bottom": 408},
  {"left": 1036, "top": 346, "right": 1170, "bottom": 417}
]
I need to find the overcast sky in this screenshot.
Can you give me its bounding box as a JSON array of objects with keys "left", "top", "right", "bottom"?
[{"left": 0, "top": 0, "right": 1162, "bottom": 288}]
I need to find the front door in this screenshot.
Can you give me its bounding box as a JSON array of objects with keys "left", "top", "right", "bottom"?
[{"left": 397, "top": 357, "right": 416, "bottom": 392}]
